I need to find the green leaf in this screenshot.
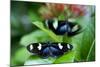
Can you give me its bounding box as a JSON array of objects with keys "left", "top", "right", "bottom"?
[
  {"left": 29, "top": 11, "right": 42, "bottom": 22},
  {"left": 24, "top": 56, "right": 56, "bottom": 65},
  {"left": 71, "top": 33, "right": 84, "bottom": 61},
  {"left": 32, "top": 21, "right": 63, "bottom": 42},
  {"left": 20, "top": 30, "right": 52, "bottom": 46},
  {"left": 58, "top": 13, "right": 65, "bottom": 20},
  {"left": 71, "top": 14, "right": 95, "bottom": 61},
  {"left": 11, "top": 47, "right": 30, "bottom": 65},
  {"left": 86, "top": 40, "right": 95, "bottom": 61},
  {"left": 54, "top": 51, "right": 75, "bottom": 64}
]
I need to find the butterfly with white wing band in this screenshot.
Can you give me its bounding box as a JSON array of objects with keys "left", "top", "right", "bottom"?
[
  {"left": 27, "top": 42, "right": 73, "bottom": 58},
  {"left": 45, "top": 19, "right": 81, "bottom": 36}
]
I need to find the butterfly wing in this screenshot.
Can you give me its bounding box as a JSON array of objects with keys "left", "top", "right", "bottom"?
[
  {"left": 67, "top": 22, "right": 81, "bottom": 36},
  {"left": 27, "top": 43, "right": 47, "bottom": 55},
  {"left": 59, "top": 43, "right": 73, "bottom": 52},
  {"left": 45, "top": 19, "right": 56, "bottom": 32},
  {"left": 41, "top": 43, "right": 73, "bottom": 58},
  {"left": 27, "top": 43, "right": 51, "bottom": 58},
  {"left": 49, "top": 43, "right": 64, "bottom": 57},
  {"left": 38, "top": 44, "right": 50, "bottom": 58},
  {"left": 56, "top": 21, "right": 71, "bottom": 35},
  {"left": 27, "top": 43, "right": 39, "bottom": 54}
]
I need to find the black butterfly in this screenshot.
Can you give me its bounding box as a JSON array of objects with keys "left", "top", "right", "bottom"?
[
  {"left": 27, "top": 42, "right": 73, "bottom": 58},
  {"left": 45, "top": 19, "right": 81, "bottom": 36}
]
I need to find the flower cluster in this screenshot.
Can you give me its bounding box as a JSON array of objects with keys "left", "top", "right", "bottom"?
[{"left": 39, "top": 3, "right": 88, "bottom": 19}]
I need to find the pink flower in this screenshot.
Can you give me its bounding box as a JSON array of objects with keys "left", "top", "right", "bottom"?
[{"left": 69, "top": 5, "right": 87, "bottom": 17}]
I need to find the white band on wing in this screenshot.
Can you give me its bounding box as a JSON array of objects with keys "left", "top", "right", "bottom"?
[
  {"left": 30, "top": 44, "right": 33, "bottom": 51},
  {"left": 38, "top": 43, "right": 42, "bottom": 50},
  {"left": 67, "top": 44, "right": 71, "bottom": 49},
  {"left": 58, "top": 43, "right": 63, "bottom": 49}
]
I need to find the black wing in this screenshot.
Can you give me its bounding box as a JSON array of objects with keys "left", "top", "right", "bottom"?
[
  {"left": 27, "top": 43, "right": 47, "bottom": 55},
  {"left": 67, "top": 22, "right": 81, "bottom": 36},
  {"left": 53, "top": 42, "right": 73, "bottom": 52}
]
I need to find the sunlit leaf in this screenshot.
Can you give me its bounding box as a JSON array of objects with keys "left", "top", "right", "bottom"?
[
  {"left": 12, "top": 47, "right": 30, "bottom": 65},
  {"left": 54, "top": 51, "right": 75, "bottom": 63},
  {"left": 32, "top": 21, "right": 63, "bottom": 42},
  {"left": 20, "top": 30, "right": 52, "bottom": 46}
]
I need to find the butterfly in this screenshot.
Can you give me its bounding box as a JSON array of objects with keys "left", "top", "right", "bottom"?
[
  {"left": 27, "top": 42, "right": 73, "bottom": 58},
  {"left": 45, "top": 19, "right": 81, "bottom": 36}
]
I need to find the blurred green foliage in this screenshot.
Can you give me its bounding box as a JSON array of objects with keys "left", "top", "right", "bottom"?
[{"left": 10, "top": 1, "right": 95, "bottom": 66}]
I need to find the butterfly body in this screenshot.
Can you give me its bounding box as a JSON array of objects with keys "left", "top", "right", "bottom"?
[{"left": 27, "top": 42, "right": 73, "bottom": 58}]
